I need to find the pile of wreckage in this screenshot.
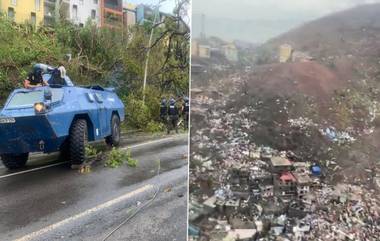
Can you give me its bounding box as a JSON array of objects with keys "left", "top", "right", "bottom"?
[
  {"left": 189, "top": 147, "right": 380, "bottom": 241},
  {"left": 190, "top": 72, "right": 380, "bottom": 241},
  {"left": 189, "top": 106, "right": 379, "bottom": 240}
]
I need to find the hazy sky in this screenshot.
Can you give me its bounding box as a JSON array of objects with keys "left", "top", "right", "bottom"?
[
  {"left": 192, "top": 0, "right": 380, "bottom": 43},
  {"left": 125, "top": 0, "right": 176, "bottom": 13}
]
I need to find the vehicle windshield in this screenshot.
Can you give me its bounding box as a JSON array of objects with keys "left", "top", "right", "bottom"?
[
  {"left": 7, "top": 91, "right": 43, "bottom": 108},
  {"left": 6, "top": 89, "right": 64, "bottom": 109}
]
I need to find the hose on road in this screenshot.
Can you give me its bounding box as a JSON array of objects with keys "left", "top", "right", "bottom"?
[{"left": 101, "top": 160, "right": 161, "bottom": 241}]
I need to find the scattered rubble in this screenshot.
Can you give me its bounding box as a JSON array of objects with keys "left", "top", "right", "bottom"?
[{"left": 189, "top": 73, "right": 380, "bottom": 241}]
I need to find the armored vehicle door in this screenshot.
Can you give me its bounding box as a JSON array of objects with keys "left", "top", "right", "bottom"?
[{"left": 93, "top": 92, "right": 108, "bottom": 137}]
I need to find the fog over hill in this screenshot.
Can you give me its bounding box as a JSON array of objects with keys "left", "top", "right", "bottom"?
[{"left": 192, "top": 0, "right": 380, "bottom": 43}]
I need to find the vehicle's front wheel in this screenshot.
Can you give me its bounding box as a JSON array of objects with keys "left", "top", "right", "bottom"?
[
  {"left": 1, "top": 153, "right": 29, "bottom": 170},
  {"left": 105, "top": 115, "right": 121, "bottom": 147},
  {"left": 69, "top": 119, "right": 88, "bottom": 166}
]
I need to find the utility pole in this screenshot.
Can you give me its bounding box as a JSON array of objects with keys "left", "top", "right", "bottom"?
[
  {"left": 142, "top": 1, "right": 163, "bottom": 104},
  {"left": 201, "top": 13, "right": 206, "bottom": 39}
]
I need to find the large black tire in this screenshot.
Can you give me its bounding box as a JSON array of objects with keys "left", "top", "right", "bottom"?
[
  {"left": 1, "top": 153, "right": 29, "bottom": 170},
  {"left": 59, "top": 139, "right": 70, "bottom": 161},
  {"left": 69, "top": 119, "right": 88, "bottom": 165},
  {"left": 105, "top": 115, "right": 121, "bottom": 147}
]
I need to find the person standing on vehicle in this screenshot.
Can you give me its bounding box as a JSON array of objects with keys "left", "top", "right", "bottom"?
[
  {"left": 182, "top": 96, "right": 190, "bottom": 130},
  {"left": 24, "top": 64, "right": 48, "bottom": 88},
  {"left": 160, "top": 97, "right": 168, "bottom": 125},
  {"left": 49, "top": 66, "right": 67, "bottom": 86},
  {"left": 24, "top": 63, "right": 67, "bottom": 88},
  {"left": 167, "top": 97, "right": 179, "bottom": 134}
]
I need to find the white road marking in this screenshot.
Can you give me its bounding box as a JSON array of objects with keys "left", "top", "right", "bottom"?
[
  {"left": 122, "top": 136, "right": 180, "bottom": 150},
  {"left": 14, "top": 184, "right": 154, "bottom": 241},
  {"left": 0, "top": 162, "right": 67, "bottom": 180},
  {"left": 0, "top": 135, "right": 183, "bottom": 179}
]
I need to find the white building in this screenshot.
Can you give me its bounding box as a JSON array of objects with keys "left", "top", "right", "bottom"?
[
  {"left": 44, "top": 0, "right": 100, "bottom": 26},
  {"left": 69, "top": 0, "right": 100, "bottom": 26}
]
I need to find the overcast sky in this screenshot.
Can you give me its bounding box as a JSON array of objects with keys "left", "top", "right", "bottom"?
[
  {"left": 125, "top": 0, "right": 176, "bottom": 13},
  {"left": 192, "top": 0, "right": 380, "bottom": 43}
]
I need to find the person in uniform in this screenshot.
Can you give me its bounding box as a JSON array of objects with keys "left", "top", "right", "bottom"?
[
  {"left": 182, "top": 96, "right": 189, "bottom": 130},
  {"left": 167, "top": 97, "right": 179, "bottom": 134},
  {"left": 160, "top": 97, "right": 168, "bottom": 126},
  {"left": 24, "top": 64, "right": 67, "bottom": 88},
  {"left": 24, "top": 66, "right": 48, "bottom": 88}
]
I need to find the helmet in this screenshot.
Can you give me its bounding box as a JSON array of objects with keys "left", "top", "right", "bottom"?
[
  {"left": 184, "top": 96, "right": 189, "bottom": 102},
  {"left": 161, "top": 98, "right": 167, "bottom": 105},
  {"left": 33, "top": 69, "right": 43, "bottom": 82},
  {"left": 169, "top": 98, "right": 176, "bottom": 105}
]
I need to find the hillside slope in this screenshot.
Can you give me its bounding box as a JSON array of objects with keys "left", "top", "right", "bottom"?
[{"left": 231, "top": 4, "right": 380, "bottom": 182}]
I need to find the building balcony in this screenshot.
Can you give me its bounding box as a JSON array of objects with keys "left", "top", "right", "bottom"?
[
  {"left": 44, "top": 0, "right": 56, "bottom": 5},
  {"left": 104, "top": 0, "right": 122, "bottom": 12}
]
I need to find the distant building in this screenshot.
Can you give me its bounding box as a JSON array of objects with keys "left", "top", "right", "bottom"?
[
  {"left": 191, "top": 64, "right": 206, "bottom": 74},
  {"left": 191, "top": 40, "right": 211, "bottom": 59},
  {"left": 269, "top": 156, "right": 292, "bottom": 173},
  {"left": 100, "top": 0, "right": 123, "bottom": 28},
  {"left": 135, "top": 4, "right": 169, "bottom": 25},
  {"left": 123, "top": 3, "right": 136, "bottom": 28},
  {"left": 191, "top": 40, "right": 199, "bottom": 57},
  {"left": 71, "top": 0, "right": 100, "bottom": 26},
  {"left": 44, "top": 0, "right": 99, "bottom": 27},
  {"left": 198, "top": 45, "right": 211, "bottom": 58},
  {"left": 222, "top": 43, "right": 239, "bottom": 62},
  {"left": 279, "top": 44, "right": 292, "bottom": 63},
  {"left": 1, "top": 0, "right": 44, "bottom": 27},
  {"left": 44, "top": 0, "right": 68, "bottom": 26},
  {"left": 136, "top": 4, "right": 157, "bottom": 24},
  {"left": 274, "top": 172, "right": 296, "bottom": 196},
  {"left": 293, "top": 172, "right": 312, "bottom": 199}
]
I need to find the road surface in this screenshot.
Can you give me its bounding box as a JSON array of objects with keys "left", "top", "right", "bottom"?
[{"left": 0, "top": 133, "right": 188, "bottom": 241}]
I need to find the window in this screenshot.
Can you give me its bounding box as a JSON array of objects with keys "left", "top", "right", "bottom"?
[
  {"left": 79, "top": 0, "right": 84, "bottom": 5},
  {"left": 10, "top": 0, "right": 17, "bottom": 6},
  {"left": 35, "top": 0, "right": 40, "bottom": 11},
  {"left": 72, "top": 5, "right": 78, "bottom": 19},
  {"left": 6, "top": 91, "right": 43, "bottom": 109},
  {"left": 31, "top": 12, "right": 36, "bottom": 26},
  {"left": 91, "top": 10, "right": 96, "bottom": 19},
  {"left": 93, "top": 0, "right": 98, "bottom": 4},
  {"left": 8, "top": 8, "right": 15, "bottom": 20}
]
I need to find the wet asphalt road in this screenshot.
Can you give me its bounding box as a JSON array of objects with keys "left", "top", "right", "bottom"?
[{"left": 0, "top": 133, "right": 188, "bottom": 241}]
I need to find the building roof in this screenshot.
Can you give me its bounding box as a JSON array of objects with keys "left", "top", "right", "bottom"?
[
  {"left": 293, "top": 172, "right": 312, "bottom": 184},
  {"left": 271, "top": 156, "right": 292, "bottom": 167},
  {"left": 199, "top": 44, "right": 211, "bottom": 49},
  {"left": 222, "top": 43, "right": 237, "bottom": 50},
  {"left": 279, "top": 172, "right": 296, "bottom": 182}
]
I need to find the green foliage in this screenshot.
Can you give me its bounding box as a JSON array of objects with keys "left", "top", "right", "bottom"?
[
  {"left": 85, "top": 145, "right": 100, "bottom": 158},
  {"left": 0, "top": 16, "right": 63, "bottom": 100},
  {"left": 105, "top": 147, "right": 138, "bottom": 168},
  {"left": 146, "top": 121, "right": 164, "bottom": 133},
  {"left": 125, "top": 93, "right": 152, "bottom": 129},
  {"left": 106, "top": 147, "right": 126, "bottom": 168},
  {"left": 126, "top": 149, "right": 138, "bottom": 167},
  {"left": 0, "top": 9, "right": 189, "bottom": 131}
]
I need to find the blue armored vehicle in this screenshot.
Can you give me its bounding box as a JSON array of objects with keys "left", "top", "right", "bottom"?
[{"left": 0, "top": 70, "right": 124, "bottom": 170}]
